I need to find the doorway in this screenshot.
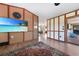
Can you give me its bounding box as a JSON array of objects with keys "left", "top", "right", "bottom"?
[{"left": 67, "top": 17, "right": 79, "bottom": 45}]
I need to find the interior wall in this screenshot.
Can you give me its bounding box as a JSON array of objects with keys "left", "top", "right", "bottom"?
[{"left": 0, "top": 3, "right": 38, "bottom": 45}]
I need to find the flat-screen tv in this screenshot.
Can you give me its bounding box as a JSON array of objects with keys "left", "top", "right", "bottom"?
[
  {"left": 73, "top": 30, "right": 79, "bottom": 35},
  {"left": 0, "top": 17, "right": 28, "bottom": 32}
]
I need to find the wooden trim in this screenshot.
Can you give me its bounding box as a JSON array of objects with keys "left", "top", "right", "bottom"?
[
  {"left": 58, "top": 16, "right": 60, "bottom": 40},
  {"left": 75, "top": 10, "right": 77, "bottom": 16},
  {"left": 64, "top": 14, "right": 67, "bottom": 42},
  {"left": 53, "top": 18, "right": 55, "bottom": 39},
  {"left": 49, "top": 9, "right": 79, "bottom": 19},
  {"left": 37, "top": 16, "right": 39, "bottom": 40},
  {"left": 23, "top": 8, "right": 25, "bottom": 42},
  {"left": 8, "top": 5, "right": 9, "bottom": 44},
  {"left": 32, "top": 14, "right": 34, "bottom": 40}
]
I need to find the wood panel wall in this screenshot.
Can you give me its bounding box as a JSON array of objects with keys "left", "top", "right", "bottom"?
[
  {"left": 0, "top": 4, "right": 8, "bottom": 43},
  {"left": 0, "top": 3, "right": 39, "bottom": 45},
  {"left": 9, "top": 6, "right": 24, "bottom": 44}
]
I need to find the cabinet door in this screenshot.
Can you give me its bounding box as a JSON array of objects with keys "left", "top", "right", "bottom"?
[
  {"left": 24, "top": 32, "right": 33, "bottom": 41},
  {"left": 60, "top": 15, "right": 65, "bottom": 31},
  {"left": 9, "top": 32, "right": 23, "bottom": 44},
  {"left": 0, "top": 4, "right": 8, "bottom": 43},
  {"left": 59, "top": 32, "right": 64, "bottom": 41},
  {"left": 24, "top": 10, "right": 33, "bottom": 31},
  {"left": 9, "top": 6, "right": 24, "bottom": 20},
  {"left": 55, "top": 32, "right": 58, "bottom": 40},
  {"left": 55, "top": 17, "right": 58, "bottom": 31}
]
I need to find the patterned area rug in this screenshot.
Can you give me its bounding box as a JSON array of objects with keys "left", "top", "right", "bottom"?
[{"left": 1, "top": 42, "right": 68, "bottom": 56}]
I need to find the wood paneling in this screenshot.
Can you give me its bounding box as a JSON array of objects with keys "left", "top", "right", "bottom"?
[
  {"left": 24, "top": 32, "right": 33, "bottom": 41},
  {"left": 9, "top": 6, "right": 24, "bottom": 20},
  {"left": 0, "top": 33, "right": 8, "bottom": 43},
  {"left": 33, "top": 15, "right": 38, "bottom": 30},
  {"left": 24, "top": 10, "right": 33, "bottom": 31},
  {"left": 9, "top": 6, "right": 24, "bottom": 44},
  {"left": 33, "top": 15, "right": 38, "bottom": 39},
  {"left": 9, "top": 32, "right": 23, "bottom": 44},
  {"left": 0, "top": 4, "right": 8, "bottom": 17},
  {"left": 0, "top": 4, "right": 8, "bottom": 43}
]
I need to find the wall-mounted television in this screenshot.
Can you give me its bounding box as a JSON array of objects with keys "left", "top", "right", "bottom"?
[{"left": 0, "top": 17, "right": 28, "bottom": 32}]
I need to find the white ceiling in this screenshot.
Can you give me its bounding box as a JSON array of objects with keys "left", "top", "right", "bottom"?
[{"left": 6, "top": 3, "right": 79, "bottom": 24}]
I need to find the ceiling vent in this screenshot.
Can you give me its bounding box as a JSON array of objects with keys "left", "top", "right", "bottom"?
[{"left": 54, "top": 3, "right": 60, "bottom": 6}]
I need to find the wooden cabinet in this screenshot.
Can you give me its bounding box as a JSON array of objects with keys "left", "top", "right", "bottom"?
[
  {"left": 24, "top": 32, "right": 33, "bottom": 41},
  {"left": 9, "top": 6, "right": 24, "bottom": 44},
  {"left": 9, "top": 32, "right": 23, "bottom": 44},
  {"left": 24, "top": 10, "right": 33, "bottom": 31},
  {"left": 0, "top": 4, "right": 8, "bottom": 43}
]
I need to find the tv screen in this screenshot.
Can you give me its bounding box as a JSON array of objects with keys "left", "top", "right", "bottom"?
[{"left": 0, "top": 17, "right": 28, "bottom": 32}]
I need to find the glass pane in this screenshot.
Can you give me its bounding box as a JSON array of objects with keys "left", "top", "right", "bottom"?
[
  {"left": 59, "top": 32, "right": 64, "bottom": 41},
  {"left": 55, "top": 32, "right": 58, "bottom": 40},
  {"left": 55, "top": 17, "right": 58, "bottom": 31},
  {"left": 51, "top": 19, "right": 54, "bottom": 30},
  {"left": 60, "top": 15, "right": 64, "bottom": 31},
  {"left": 47, "top": 31, "right": 51, "bottom": 37},
  {"left": 51, "top": 32, "right": 53, "bottom": 38},
  {"left": 66, "top": 12, "right": 75, "bottom": 18}
]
